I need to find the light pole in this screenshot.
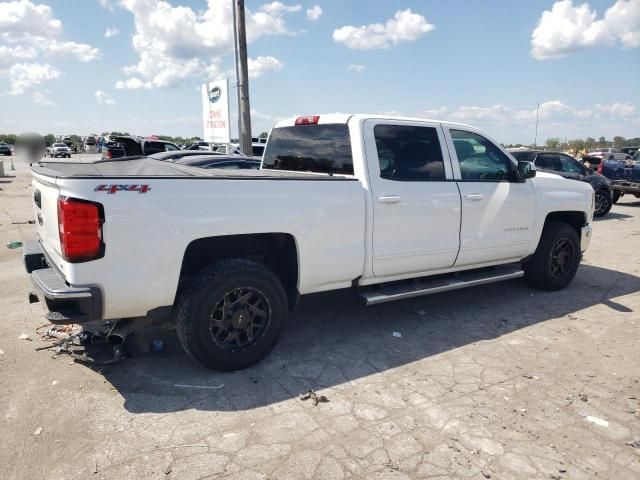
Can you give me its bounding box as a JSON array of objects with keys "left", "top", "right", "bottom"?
[{"left": 232, "top": 0, "right": 252, "bottom": 156}]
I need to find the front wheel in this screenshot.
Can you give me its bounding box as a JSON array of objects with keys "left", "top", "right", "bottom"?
[
  {"left": 523, "top": 221, "right": 581, "bottom": 291},
  {"left": 175, "top": 259, "right": 288, "bottom": 371},
  {"left": 594, "top": 189, "right": 612, "bottom": 217}
]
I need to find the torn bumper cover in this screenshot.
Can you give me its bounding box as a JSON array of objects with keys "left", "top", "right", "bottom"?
[{"left": 24, "top": 240, "right": 102, "bottom": 324}]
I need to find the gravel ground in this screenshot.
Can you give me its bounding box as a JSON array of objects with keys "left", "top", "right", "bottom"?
[{"left": 1, "top": 158, "right": 639, "bottom": 480}]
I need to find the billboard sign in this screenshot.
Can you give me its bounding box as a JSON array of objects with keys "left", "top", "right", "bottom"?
[{"left": 202, "top": 79, "right": 230, "bottom": 144}]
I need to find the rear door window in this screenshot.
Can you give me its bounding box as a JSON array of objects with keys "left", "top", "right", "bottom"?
[
  {"left": 373, "top": 125, "right": 446, "bottom": 181},
  {"left": 262, "top": 124, "right": 353, "bottom": 175}
]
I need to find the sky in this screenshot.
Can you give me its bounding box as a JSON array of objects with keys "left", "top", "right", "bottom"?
[{"left": 0, "top": 0, "right": 639, "bottom": 144}]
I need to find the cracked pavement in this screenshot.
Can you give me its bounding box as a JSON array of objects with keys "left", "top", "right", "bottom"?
[{"left": 1, "top": 159, "right": 639, "bottom": 479}]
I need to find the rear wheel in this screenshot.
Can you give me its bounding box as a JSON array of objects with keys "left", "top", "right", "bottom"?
[
  {"left": 594, "top": 189, "right": 612, "bottom": 217},
  {"left": 175, "top": 259, "right": 287, "bottom": 371},
  {"left": 523, "top": 221, "right": 581, "bottom": 291},
  {"left": 612, "top": 190, "right": 621, "bottom": 204}
]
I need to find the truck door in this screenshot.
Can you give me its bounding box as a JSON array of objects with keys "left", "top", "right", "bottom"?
[
  {"left": 443, "top": 127, "right": 535, "bottom": 267},
  {"left": 364, "top": 120, "right": 461, "bottom": 278}
]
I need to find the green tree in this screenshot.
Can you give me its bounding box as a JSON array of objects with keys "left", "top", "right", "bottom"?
[
  {"left": 545, "top": 137, "right": 561, "bottom": 150},
  {"left": 612, "top": 136, "right": 625, "bottom": 148},
  {"left": 584, "top": 137, "right": 596, "bottom": 150},
  {"left": 597, "top": 136, "right": 607, "bottom": 147},
  {"left": 44, "top": 133, "right": 56, "bottom": 145},
  {"left": 258, "top": 131, "right": 269, "bottom": 138}
]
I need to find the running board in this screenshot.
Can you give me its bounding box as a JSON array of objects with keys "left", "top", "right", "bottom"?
[{"left": 358, "top": 264, "right": 524, "bottom": 306}]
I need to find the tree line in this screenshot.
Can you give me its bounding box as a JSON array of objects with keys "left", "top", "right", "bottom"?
[
  {"left": 0, "top": 131, "right": 270, "bottom": 146},
  {"left": 505, "top": 136, "right": 640, "bottom": 153}
]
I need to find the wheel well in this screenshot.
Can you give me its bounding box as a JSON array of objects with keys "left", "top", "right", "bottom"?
[
  {"left": 177, "top": 233, "right": 299, "bottom": 309},
  {"left": 544, "top": 211, "right": 586, "bottom": 235}
]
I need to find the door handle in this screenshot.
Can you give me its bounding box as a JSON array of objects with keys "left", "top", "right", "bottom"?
[
  {"left": 463, "top": 193, "right": 484, "bottom": 201},
  {"left": 377, "top": 195, "right": 402, "bottom": 204}
]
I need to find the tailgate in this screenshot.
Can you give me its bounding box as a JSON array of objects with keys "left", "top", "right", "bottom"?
[{"left": 31, "top": 172, "right": 62, "bottom": 262}]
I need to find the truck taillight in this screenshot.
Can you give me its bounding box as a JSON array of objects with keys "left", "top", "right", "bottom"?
[
  {"left": 105, "top": 150, "right": 112, "bottom": 159},
  {"left": 58, "top": 197, "right": 104, "bottom": 263},
  {"left": 295, "top": 115, "right": 320, "bottom": 125},
  {"left": 597, "top": 162, "right": 603, "bottom": 174}
]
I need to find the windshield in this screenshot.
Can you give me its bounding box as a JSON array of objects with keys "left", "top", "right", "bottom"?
[
  {"left": 53, "top": 143, "right": 66, "bottom": 147},
  {"left": 510, "top": 151, "right": 535, "bottom": 162},
  {"left": 262, "top": 124, "right": 353, "bottom": 175}
]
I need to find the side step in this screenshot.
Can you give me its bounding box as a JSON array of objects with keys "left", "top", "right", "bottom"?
[{"left": 358, "top": 264, "right": 524, "bottom": 306}]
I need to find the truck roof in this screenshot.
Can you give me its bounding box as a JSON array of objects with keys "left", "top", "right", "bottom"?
[{"left": 274, "top": 113, "right": 473, "bottom": 129}]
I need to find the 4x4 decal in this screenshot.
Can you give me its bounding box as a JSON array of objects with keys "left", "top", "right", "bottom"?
[{"left": 94, "top": 184, "right": 151, "bottom": 194}]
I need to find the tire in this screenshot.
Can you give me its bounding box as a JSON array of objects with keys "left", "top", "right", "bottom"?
[
  {"left": 175, "top": 259, "right": 288, "bottom": 371},
  {"left": 594, "top": 189, "right": 612, "bottom": 217},
  {"left": 523, "top": 221, "right": 581, "bottom": 291},
  {"left": 612, "top": 190, "right": 621, "bottom": 204}
]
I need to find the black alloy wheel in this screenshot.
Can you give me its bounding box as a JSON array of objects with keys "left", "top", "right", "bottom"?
[
  {"left": 209, "top": 287, "right": 271, "bottom": 350},
  {"left": 549, "top": 238, "right": 575, "bottom": 279}
]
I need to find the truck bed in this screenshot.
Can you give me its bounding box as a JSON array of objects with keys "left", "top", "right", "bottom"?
[{"left": 32, "top": 157, "right": 355, "bottom": 180}]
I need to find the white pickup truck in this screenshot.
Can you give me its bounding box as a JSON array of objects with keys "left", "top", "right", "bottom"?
[{"left": 25, "top": 114, "right": 594, "bottom": 370}]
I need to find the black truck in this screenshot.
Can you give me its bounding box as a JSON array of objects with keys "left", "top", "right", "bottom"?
[{"left": 102, "top": 136, "right": 181, "bottom": 160}]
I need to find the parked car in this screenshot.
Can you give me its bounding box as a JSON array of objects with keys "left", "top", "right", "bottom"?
[
  {"left": 102, "top": 136, "right": 180, "bottom": 159},
  {"left": 597, "top": 151, "right": 640, "bottom": 203},
  {"left": 510, "top": 150, "right": 613, "bottom": 217},
  {"left": 83, "top": 137, "right": 98, "bottom": 154},
  {"left": 148, "top": 150, "right": 230, "bottom": 162},
  {"left": 213, "top": 142, "right": 265, "bottom": 160},
  {"left": 588, "top": 148, "right": 631, "bottom": 161},
  {"left": 182, "top": 141, "right": 212, "bottom": 151},
  {"left": 46, "top": 142, "right": 71, "bottom": 158},
  {"left": 0, "top": 142, "right": 12, "bottom": 156},
  {"left": 25, "top": 113, "right": 594, "bottom": 371},
  {"left": 620, "top": 146, "right": 639, "bottom": 158},
  {"left": 173, "top": 154, "right": 260, "bottom": 170}
]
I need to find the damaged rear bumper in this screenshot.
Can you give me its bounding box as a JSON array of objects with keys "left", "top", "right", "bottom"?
[{"left": 24, "top": 240, "right": 102, "bottom": 324}]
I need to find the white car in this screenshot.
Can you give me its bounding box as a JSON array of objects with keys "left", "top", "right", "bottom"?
[
  {"left": 25, "top": 113, "right": 594, "bottom": 371},
  {"left": 587, "top": 148, "right": 630, "bottom": 161},
  {"left": 46, "top": 143, "right": 71, "bottom": 158}
]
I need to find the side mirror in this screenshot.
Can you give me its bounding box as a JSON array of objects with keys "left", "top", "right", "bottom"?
[{"left": 517, "top": 161, "right": 536, "bottom": 180}]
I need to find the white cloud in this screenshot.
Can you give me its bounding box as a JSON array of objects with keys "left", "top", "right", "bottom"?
[
  {"left": 261, "top": 2, "right": 301, "bottom": 14},
  {"left": 0, "top": 0, "right": 62, "bottom": 41},
  {"left": 95, "top": 90, "right": 115, "bottom": 105},
  {"left": 532, "top": 0, "right": 640, "bottom": 59},
  {"left": 98, "top": 0, "right": 114, "bottom": 12},
  {"left": 45, "top": 40, "right": 100, "bottom": 61},
  {"left": 0, "top": 0, "right": 100, "bottom": 94},
  {"left": 115, "top": 77, "right": 149, "bottom": 89},
  {"left": 347, "top": 64, "right": 365, "bottom": 72},
  {"left": 306, "top": 5, "right": 322, "bottom": 21},
  {"left": 116, "top": 0, "right": 298, "bottom": 89},
  {"left": 105, "top": 27, "right": 120, "bottom": 38},
  {"left": 248, "top": 55, "right": 283, "bottom": 78},
  {"left": 0, "top": 44, "right": 37, "bottom": 64},
  {"left": 333, "top": 9, "right": 434, "bottom": 49},
  {"left": 3, "top": 62, "right": 60, "bottom": 95},
  {"left": 32, "top": 90, "right": 54, "bottom": 106}
]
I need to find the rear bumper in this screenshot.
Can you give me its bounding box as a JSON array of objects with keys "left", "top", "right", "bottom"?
[
  {"left": 581, "top": 225, "right": 592, "bottom": 253},
  {"left": 611, "top": 180, "right": 640, "bottom": 194},
  {"left": 24, "top": 240, "right": 101, "bottom": 324}
]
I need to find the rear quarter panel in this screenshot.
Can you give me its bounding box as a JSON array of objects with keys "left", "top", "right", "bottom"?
[{"left": 54, "top": 176, "right": 366, "bottom": 319}]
